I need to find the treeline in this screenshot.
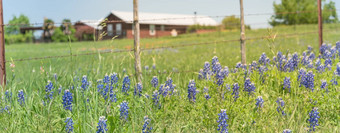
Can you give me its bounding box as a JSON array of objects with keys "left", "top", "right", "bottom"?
[{"left": 4, "top": 14, "right": 77, "bottom": 44}]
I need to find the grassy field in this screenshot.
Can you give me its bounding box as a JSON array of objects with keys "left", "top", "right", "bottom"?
[{"left": 0, "top": 24, "right": 339, "bottom": 132}]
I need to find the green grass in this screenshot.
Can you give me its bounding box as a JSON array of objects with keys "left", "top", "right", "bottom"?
[{"left": 0, "top": 24, "right": 339, "bottom": 132}]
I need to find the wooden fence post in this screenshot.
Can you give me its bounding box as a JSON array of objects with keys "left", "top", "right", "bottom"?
[
  {"left": 133, "top": 0, "right": 142, "bottom": 82},
  {"left": 0, "top": 0, "right": 6, "bottom": 87},
  {"left": 239, "top": 0, "right": 246, "bottom": 64}
]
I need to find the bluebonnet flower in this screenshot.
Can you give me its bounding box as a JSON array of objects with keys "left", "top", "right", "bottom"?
[
  {"left": 134, "top": 82, "right": 143, "bottom": 97},
  {"left": 5, "top": 90, "right": 12, "bottom": 103},
  {"left": 232, "top": 83, "right": 239, "bottom": 101},
  {"left": 65, "top": 117, "right": 74, "bottom": 133},
  {"left": 58, "top": 86, "right": 62, "bottom": 95},
  {"left": 323, "top": 50, "right": 332, "bottom": 59},
  {"left": 109, "top": 92, "right": 117, "bottom": 103},
  {"left": 145, "top": 65, "right": 149, "bottom": 71},
  {"left": 97, "top": 116, "right": 108, "bottom": 133},
  {"left": 307, "top": 60, "right": 314, "bottom": 69},
  {"left": 62, "top": 89, "right": 73, "bottom": 111},
  {"left": 300, "top": 53, "right": 309, "bottom": 66},
  {"left": 165, "top": 77, "right": 175, "bottom": 95},
  {"left": 211, "top": 56, "right": 219, "bottom": 74},
  {"left": 203, "top": 87, "right": 211, "bottom": 100},
  {"left": 330, "top": 77, "right": 338, "bottom": 85},
  {"left": 235, "top": 62, "right": 242, "bottom": 69},
  {"left": 324, "top": 58, "right": 332, "bottom": 70},
  {"left": 308, "top": 107, "right": 320, "bottom": 131},
  {"left": 198, "top": 69, "right": 204, "bottom": 79},
  {"left": 259, "top": 53, "right": 269, "bottom": 65},
  {"left": 120, "top": 101, "right": 129, "bottom": 120},
  {"left": 212, "top": 62, "right": 222, "bottom": 75},
  {"left": 258, "top": 66, "right": 267, "bottom": 83},
  {"left": 203, "top": 61, "right": 212, "bottom": 79},
  {"left": 282, "top": 129, "right": 292, "bottom": 133},
  {"left": 216, "top": 71, "right": 224, "bottom": 86},
  {"left": 103, "top": 74, "right": 110, "bottom": 84},
  {"left": 315, "top": 59, "right": 325, "bottom": 73},
  {"left": 274, "top": 51, "right": 285, "bottom": 71},
  {"left": 307, "top": 45, "right": 313, "bottom": 54},
  {"left": 158, "top": 84, "right": 164, "bottom": 95},
  {"left": 122, "top": 76, "right": 130, "bottom": 95},
  {"left": 110, "top": 73, "right": 119, "bottom": 86},
  {"left": 250, "top": 61, "right": 257, "bottom": 71},
  {"left": 151, "top": 76, "right": 158, "bottom": 88},
  {"left": 17, "top": 90, "right": 25, "bottom": 106},
  {"left": 320, "top": 80, "right": 328, "bottom": 92},
  {"left": 142, "top": 116, "right": 152, "bottom": 133},
  {"left": 306, "top": 71, "right": 315, "bottom": 91},
  {"left": 222, "top": 84, "right": 230, "bottom": 100},
  {"left": 308, "top": 52, "right": 315, "bottom": 61},
  {"left": 152, "top": 64, "right": 156, "bottom": 69},
  {"left": 298, "top": 68, "right": 307, "bottom": 87},
  {"left": 1, "top": 105, "right": 10, "bottom": 114},
  {"left": 45, "top": 81, "right": 54, "bottom": 103},
  {"left": 54, "top": 73, "right": 58, "bottom": 82},
  {"left": 283, "top": 77, "right": 291, "bottom": 92},
  {"left": 255, "top": 96, "right": 264, "bottom": 109},
  {"left": 162, "top": 86, "right": 170, "bottom": 97},
  {"left": 81, "top": 75, "right": 89, "bottom": 91},
  {"left": 276, "top": 98, "right": 286, "bottom": 116},
  {"left": 320, "top": 44, "right": 327, "bottom": 54},
  {"left": 221, "top": 66, "right": 229, "bottom": 77},
  {"left": 187, "top": 80, "right": 197, "bottom": 102},
  {"left": 152, "top": 90, "right": 160, "bottom": 108},
  {"left": 97, "top": 80, "right": 109, "bottom": 100},
  {"left": 244, "top": 78, "right": 255, "bottom": 95},
  {"left": 334, "top": 63, "right": 340, "bottom": 76},
  {"left": 217, "top": 109, "right": 229, "bottom": 133}
]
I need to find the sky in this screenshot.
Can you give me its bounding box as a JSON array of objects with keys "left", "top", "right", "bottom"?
[{"left": 3, "top": 0, "right": 340, "bottom": 29}]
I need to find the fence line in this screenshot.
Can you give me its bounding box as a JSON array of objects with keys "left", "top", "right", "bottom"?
[
  {"left": 6, "top": 28, "right": 339, "bottom": 63},
  {"left": 2, "top": 9, "right": 338, "bottom": 26}
]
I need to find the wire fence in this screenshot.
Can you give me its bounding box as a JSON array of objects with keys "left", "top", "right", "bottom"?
[{"left": 6, "top": 27, "right": 340, "bottom": 63}]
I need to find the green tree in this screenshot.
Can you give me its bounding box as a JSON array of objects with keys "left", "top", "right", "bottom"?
[
  {"left": 51, "top": 19, "right": 77, "bottom": 42},
  {"left": 4, "top": 14, "right": 33, "bottom": 44},
  {"left": 221, "top": 16, "right": 250, "bottom": 30},
  {"left": 270, "top": 0, "right": 338, "bottom": 26}
]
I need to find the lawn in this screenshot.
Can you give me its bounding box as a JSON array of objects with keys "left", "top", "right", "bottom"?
[{"left": 0, "top": 23, "right": 339, "bottom": 132}]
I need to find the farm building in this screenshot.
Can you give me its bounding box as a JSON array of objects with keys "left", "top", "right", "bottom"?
[
  {"left": 74, "top": 20, "right": 102, "bottom": 41},
  {"left": 101, "top": 11, "right": 218, "bottom": 39}
]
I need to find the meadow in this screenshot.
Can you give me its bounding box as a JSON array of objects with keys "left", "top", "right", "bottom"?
[{"left": 0, "top": 24, "right": 339, "bottom": 132}]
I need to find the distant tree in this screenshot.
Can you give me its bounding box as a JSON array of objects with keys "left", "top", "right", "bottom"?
[
  {"left": 43, "top": 18, "right": 55, "bottom": 42},
  {"left": 270, "top": 0, "right": 338, "bottom": 26},
  {"left": 5, "top": 14, "right": 30, "bottom": 34},
  {"left": 4, "top": 14, "right": 33, "bottom": 44},
  {"left": 51, "top": 19, "right": 77, "bottom": 42},
  {"left": 222, "top": 16, "right": 250, "bottom": 30}
]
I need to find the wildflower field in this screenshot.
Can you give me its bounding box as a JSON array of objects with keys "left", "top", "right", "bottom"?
[{"left": 0, "top": 24, "right": 340, "bottom": 132}]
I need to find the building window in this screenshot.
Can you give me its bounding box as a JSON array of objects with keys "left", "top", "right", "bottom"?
[
  {"left": 149, "top": 24, "right": 156, "bottom": 36},
  {"left": 116, "top": 23, "right": 122, "bottom": 35},
  {"left": 107, "top": 24, "right": 113, "bottom": 36},
  {"left": 161, "top": 25, "right": 165, "bottom": 31}
]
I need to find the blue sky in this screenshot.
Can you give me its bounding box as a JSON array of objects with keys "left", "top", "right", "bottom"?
[{"left": 3, "top": 0, "right": 340, "bottom": 28}]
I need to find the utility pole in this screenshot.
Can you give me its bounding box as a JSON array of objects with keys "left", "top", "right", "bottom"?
[
  {"left": 317, "top": 0, "right": 323, "bottom": 48},
  {"left": 239, "top": 0, "right": 246, "bottom": 64},
  {"left": 0, "top": 0, "right": 6, "bottom": 87},
  {"left": 133, "top": 0, "right": 142, "bottom": 83}
]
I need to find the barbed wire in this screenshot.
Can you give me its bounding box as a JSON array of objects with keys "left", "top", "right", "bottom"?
[
  {"left": 3, "top": 9, "right": 338, "bottom": 26},
  {"left": 6, "top": 28, "right": 339, "bottom": 63}
]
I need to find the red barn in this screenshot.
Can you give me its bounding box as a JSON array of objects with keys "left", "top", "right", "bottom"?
[
  {"left": 74, "top": 20, "right": 102, "bottom": 41},
  {"left": 101, "top": 11, "right": 218, "bottom": 39}
]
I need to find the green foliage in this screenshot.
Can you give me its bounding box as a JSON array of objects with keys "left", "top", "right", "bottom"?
[
  {"left": 4, "top": 14, "right": 32, "bottom": 44},
  {"left": 186, "top": 24, "right": 217, "bottom": 33},
  {"left": 5, "top": 14, "right": 30, "bottom": 35},
  {"left": 4, "top": 32, "right": 33, "bottom": 44},
  {"left": 51, "top": 19, "right": 77, "bottom": 42},
  {"left": 1, "top": 24, "right": 340, "bottom": 132},
  {"left": 270, "top": 0, "right": 338, "bottom": 26},
  {"left": 221, "top": 15, "right": 250, "bottom": 30}
]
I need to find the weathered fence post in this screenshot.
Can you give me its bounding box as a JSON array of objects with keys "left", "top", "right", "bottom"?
[
  {"left": 239, "top": 0, "right": 246, "bottom": 64},
  {"left": 0, "top": 0, "right": 6, "bottom": 87},
  {"left": 317, "top": 0, "right": 323, "bottom": 48},
  {"left": 133, "top": 0, "right": 142, "bottom": 82}
]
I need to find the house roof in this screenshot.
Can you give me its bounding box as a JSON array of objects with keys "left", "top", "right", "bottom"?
[
  {"left": 78, "top": 19, "right": 103, "bottom": 29},
  {"left": 110, "top": 11, "right": 218, "bottom": 26}
]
